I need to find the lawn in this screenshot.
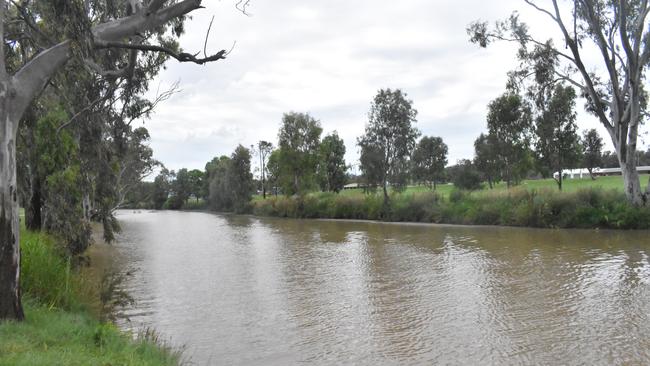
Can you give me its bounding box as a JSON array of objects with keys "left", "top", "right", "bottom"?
[{"left": 337, "top": 174, "right": 650, "bottom": 198}]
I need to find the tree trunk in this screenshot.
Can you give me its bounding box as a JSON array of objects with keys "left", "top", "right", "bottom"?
[
  {"left": 587, "top": 168, "right": 596, "bottom": 180},
  {"left": 621, "top": 161, "right": 644, "bottom": 205},
  {"left": 25, "top": 176, "right": 42, "bottom": 230},
  {"left": 0, "top": 93, "right": 24, "bottom": 320}
]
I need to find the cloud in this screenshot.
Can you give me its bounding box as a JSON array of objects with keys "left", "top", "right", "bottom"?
[{"left": 142, "top": 0, "right": 642, "bottom": 173}]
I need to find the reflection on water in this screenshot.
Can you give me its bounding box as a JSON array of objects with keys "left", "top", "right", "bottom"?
[{"left": 112, "top": 210, "right": 650, "bottom": 365}]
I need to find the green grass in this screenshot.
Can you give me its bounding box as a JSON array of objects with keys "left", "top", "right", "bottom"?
[
  {"left": 0, "top": 300, "right": 179, "bottom": 366},
  {"left": 20, "top": 228, "right": 79, "bottom": 311},
  {"left": 334, "top": 175, "right": 650, "bottom": 199},
  {"left": 0, "top": 226, "right": 180, "bottom": 365}
]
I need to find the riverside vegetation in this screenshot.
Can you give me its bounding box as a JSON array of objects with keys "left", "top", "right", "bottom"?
[
  {"left": 252, "top": 183, "right": 650, "bottom": 230},
  {"left": 0, "top": 219, "right": 180, "bottom": 365}
]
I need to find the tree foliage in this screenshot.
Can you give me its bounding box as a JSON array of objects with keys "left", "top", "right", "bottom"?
[
  {"left": 486, "top": 92, "right": 532, "bottom": 187},
  {"left": 583, "top": 129, "right": 604, "bottom": 179},
  {"left": 412, "top": 136, "right": 448, "bottom": 189},
  {"left": 533, "top": 84, "right": 582, "bottom": 190},
  {"left": 277, "top": 112, "right": 322, "bottom": 195},
  {"left": 473, "top": 133, "right": 501, "bottom": 189},
  {"left": 358, "top": 88, "right": 420, "bottom": 204},
  {"left": 318, "top": 132, "right": 347, "bottom": 193}
]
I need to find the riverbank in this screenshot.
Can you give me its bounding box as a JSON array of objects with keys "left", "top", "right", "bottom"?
[
  {"left": 252, "top": 186, "right": 650, "bottom": 229},
  {"left": 0, "top": 226, "right": 179, "bottom": 365}
]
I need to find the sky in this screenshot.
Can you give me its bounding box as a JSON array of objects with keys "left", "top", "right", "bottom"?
[{"left": 143, "top": 0, "right": 647, "bottom": 175}]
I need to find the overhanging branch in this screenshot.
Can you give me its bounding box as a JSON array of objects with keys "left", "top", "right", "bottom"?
[{"left": 94, "top": 41, "right": 227, "bottom": 64}]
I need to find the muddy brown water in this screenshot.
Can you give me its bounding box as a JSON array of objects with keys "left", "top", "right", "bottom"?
[{"left": 108, "top": 210, "right": 650, "bottom": 365}]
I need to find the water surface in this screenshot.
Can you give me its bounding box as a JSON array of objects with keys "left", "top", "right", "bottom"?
[{"left": 111, "top": 210, "right": 650, "bottom": 365}]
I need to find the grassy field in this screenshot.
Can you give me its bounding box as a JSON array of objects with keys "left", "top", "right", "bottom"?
[
  {"left": 336, "top": 175, "right": 650, "bottom": 198},
  {"left": 0, "top": 225, "right": 180, "bottom": 365}
]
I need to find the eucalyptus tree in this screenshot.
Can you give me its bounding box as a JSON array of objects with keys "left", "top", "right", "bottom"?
[
  {"left": 468, "top": 1, "right": 650, "bottom": 204},
  {"left": 412, "top": 136, "right": 448, "bottom": 190},
  {"left": 318, "top": 132, "right": 347, "bottom": 193},
  {"left": 473, "top": 133, "right": 501, "bottom": 189},
  {"left": 583, "top": 129, "right": 604, "bottom": 179},
  {"left": 277, "top": 112, "right": 322, "bottom": 195},
  {"left": 534, "top": 84, "right": 582, "bottom": 190},
  {"left": 114, "top": 127, "right": 159, "bottom": 211},
  {"left": 266, "top": 149, "right": 281, "bottom": 196},
  {"left": 357, "top": 88, "right": 420, "bottom": 205},
  {"left": 1, "top": 0, "right": 236, "bottom": 320},
  {"left": 256, "top": 141, "right": 273, "bottom": 198},
  {"left": 229, "top": 145, "right": 254, "bottom": 213},
  {"left": 486, "top": 92, "right": 533, "bottom": 187}
]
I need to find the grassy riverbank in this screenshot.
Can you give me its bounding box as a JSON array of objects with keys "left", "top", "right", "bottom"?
[
  {"left": 253, "top": 184, "right": 650, "bottom": 229},
  {"left": 0, "top": 226, "right": 179, "bottom": 365}
]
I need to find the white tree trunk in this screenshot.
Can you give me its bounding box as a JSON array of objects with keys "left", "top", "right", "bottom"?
[{"left": 0, "top": 80, "right": 23, "bottom": 320}]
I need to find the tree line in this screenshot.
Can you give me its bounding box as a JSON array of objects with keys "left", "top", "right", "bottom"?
[{"left": 137, "top": 82, "right": 646, "bottom": 214}]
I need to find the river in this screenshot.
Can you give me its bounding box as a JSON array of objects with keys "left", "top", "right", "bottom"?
[{"left": 109, "top": 210, "right": 650, "bottom": 365}]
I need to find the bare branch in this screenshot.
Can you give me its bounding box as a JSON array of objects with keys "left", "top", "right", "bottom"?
[
  {"left": 56, "top": 89, "right": 115, "bottom": 134},
  {"left": 236, "top": 0, "right": 252, "bottom": 15},
  {"left": 95, "top": 41, "right": 227, "bottom": 64},
  {"left": 203, "top": 15, "right": 215, "bottom": 58},
  {"left": 125, "top": 80, "right": 180, "bottom": 125},
  {"left": 524, "top": 0, "right": 558, "bottom": 22}
]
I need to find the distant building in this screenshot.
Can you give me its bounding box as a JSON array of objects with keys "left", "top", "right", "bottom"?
[
  {"left": 553, "top": 166, "right": 650, "bottom": 179},
  {"left": 343, "top": 183, "right": 367, "bottom": 190}
]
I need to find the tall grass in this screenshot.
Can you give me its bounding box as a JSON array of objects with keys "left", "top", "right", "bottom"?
[
  {"left": 252, "top": 187, "right": 650, "bottom": 229},
  {"left": 20, "top": 229, "right": 79, "bottom": 310},
  {"left": 1, "top": 227, "right": 181, "bottom": 365}
]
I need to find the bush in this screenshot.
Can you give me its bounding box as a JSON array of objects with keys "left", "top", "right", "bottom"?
[
  {"left": 251, "top": 186, "right": 650, "bottom": 229},
  {"left": 452, "top": 162, "right": 483, "bottom": 190}
]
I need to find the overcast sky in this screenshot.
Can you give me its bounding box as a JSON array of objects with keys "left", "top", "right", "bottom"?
[{"left": 144, "top": 0, "right": 647, "bottom": 174}]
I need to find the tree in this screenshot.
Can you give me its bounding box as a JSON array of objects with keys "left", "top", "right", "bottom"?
[
  {"left": 412, "top": 136, "right": 448, "bottom": 190},
  {"left": 152, "top": 168, "right": 172, "bottom": 210},
  {"left": 266, "top": 149, "right": 281, "bottom": 196},
  {"left": 114, "top": 127, "right": 160, "bottom": 210},
  {"left": 1, "top": 0, "right": 235, "bottom": 320},
  {"left": 277, "top": 112, "right": 322, "bottom": 195},
  {"left": 583, "top": 129, "right": 604, "bottom": 180},
  {"left": 452, "top": 159, "right": 483, "bottom": 191},
  {"left": 229, "top": 145, "right": 254, "bottom": 213},
  {"left": 533, "top": 85, "right": 582, "bottom": 190},
  {"left": 256, "top": 141, "right": 273, "bottom": 199},
  {"left": 318, "top": 132, "right": 347, "bottom": 193},
  {"left": 187, "top": 169, "right": 204, "bottom": 203},
  {"left": 486, "top": 92, "right": 532, "bottom": 187},
  {"left": 468, "top": 1, "right": 650, "bottom": 204},
  {"left": 357, "top": 88, "right": 420, "bottom": 206},
  {"left": 172, "top": 168, "right": 192, "bottom": 207},
  {"left": 207, "top": 156, "right": 233, "bottom": 210},
  {"left": 473, "top": 133, "right": 501, "bottom": 189},
  {"left": 206, "top": 146, "right": 253, "bottom": 212}
]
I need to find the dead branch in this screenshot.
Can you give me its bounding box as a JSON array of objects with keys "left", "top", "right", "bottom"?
[{"left": 94, "top": 41, "right": 227, "bottom": 64}]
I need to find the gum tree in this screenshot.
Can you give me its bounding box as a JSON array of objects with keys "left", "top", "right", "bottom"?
[
  {"left": 0, "top": 0, "right": 233, "bottom": 320},
  {"left": 358, "top": 88, "right": 420, "bottom": 205},
  {"left": 469, "top": 0, "right": 650, "bottom": 205}
]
